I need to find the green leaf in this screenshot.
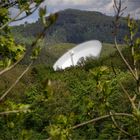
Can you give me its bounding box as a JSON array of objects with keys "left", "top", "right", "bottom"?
[
  {"left": 31, "top": 46, "right": 41, "bottom": 60},
  {"left": 39, "top": 6, "right": 47, "bottom": 18},
  {"left": 3, "top": 58, "right": 12, "bottom": 68},
  {"left": 48, "top": 13, "right": 58, "bottom": 25}
]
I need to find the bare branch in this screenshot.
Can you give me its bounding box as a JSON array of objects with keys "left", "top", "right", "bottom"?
[
  {"left": 72, "top": 113, "right": 133, "bottom": 129},
  {"left": 120, "top": 7, "right": 127, "bottom": 13},
  {"left": 0, "top": 61, "right": 33, "bottom": 102},
  {"left": 0, "top": 109, "right": 29, "bottom": 115},
  {"left": 114, "top": 37, "right": 137, "bottom": 80},
  {"left": 111, "top": 63, "right": 137, "bottom": 110},
  {"left": 113, "top": 1, "right": 136, "bottom": 80},
  {"left": 117, "top": 125, "right": 123, "bottom": 140},
  {"left": 119, "top": 82, "right": 137, "bottom": 110},
  {"left": 113, "top": 0, "right": 119, "bottom": 11},
  {"left": 110, "top": 112, "right": 131, "bottom": 136},
  {"left": 13, "top": 5, "right": 39, "bottom": 22},
  {"left": 45, "top": 113, "right": 133, "bottom": 140}
]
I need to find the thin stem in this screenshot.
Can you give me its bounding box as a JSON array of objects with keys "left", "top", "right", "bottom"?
[
  {"left": 113, "top": 0, "right": 136, "bottom": 80},
  {"left": 114, "top": 37, "right": 137, "bottom": 80},
  {"left": 13, "top": 6, "right": 39, "bottom": 22},
  {"left": 0, "top": 8, "right": 25, "bottom": 30},
  {"left": 0, "top": 61, "right": 33, "bottom": 102},
  {"left": 118, "top": 125, "right": 123, "bottom": 140},
  {"left": 130, "top": 32, "right": 140, "bottom": 94},
  {"left": 111, "top": 63, "right": 137, "bottom": 110},
  {"left": 72, "top": 113, "right": 133, "bottom": 129},
  {"left": 119, "top": 82, "right": 137, "bottom": 110},
  {"left": 0, "top": 13, "right": 55, "bottom": 101},
  {"left": 0, "top": 2, "right": 41, "bottom": 30},
  {"left": 110, "top": 112, "right": 131, "bottom": 136},
  {"left": 0, "top": 1, "right": 17, "bottom": 8},
  {"left": 45, "top": 113, "right": 133, "bottom": 140},
  {"left": 0, "top": 11, "right": 50, "bottom": 77},
  {"left": 0, "top": 53, "right": 25, "bottom": 76},
  {"left": 0, "top": 109, "right": 28, "bottom": 115}
]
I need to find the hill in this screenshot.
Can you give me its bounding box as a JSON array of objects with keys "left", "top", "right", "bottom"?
[{"left": 12, "top": 9, "right": 140, "bottom": 44}]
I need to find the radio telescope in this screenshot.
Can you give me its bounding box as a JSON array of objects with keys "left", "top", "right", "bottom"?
[{"left": 53, "top": 40, "right": 102, "bottom": 71}]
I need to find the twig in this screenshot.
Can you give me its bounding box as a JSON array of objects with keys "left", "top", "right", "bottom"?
[
  {"left": 13, "top": 6, "right": 39, "bottom": 22},
  {"left": 113, "top": 0, "right": 119, "bottom": 11},
  {"left": 113, "top": 0, "right": 137, "bottom": 80},
  {"left": 72, "top": 113, "right": 133, "bottom": 129},
  {"left": 114, "top": 37, "right": 137, "bottom": 80},
  {"left": 0, "top": 109, "right": 28, "bottom": 115},
  {"left": 0, "top": 12, "right": 58, "bottom": 101},
  {"left": 45, "top": 113, "right": 133, "bottom": 140},
  {"left": 111, "top": 63, "right": 137, "bottom": 110},
  {"left": 110, "top": 112, "right": 131, "bottom": 136},
  {"left": 0, "top": 53, "right": 25, "bottom": 76},
  {"left": 0, "top": 1, "right": 42, "bottom": 30},
  {"left": 0, "top": 18, "right": 48, "bottom": 77},
  {"left": 0, "top": 8, "right": 25, "bottom": 30},
  {"left": 0, "top": 1, "right": 17, "bottom": 8},
  {"left": 0, "top": 61, "right": 33, "bottom": 102},
  {"left": 119, "top": 82, "right": 137, "bottom": 110},
  {"left": 118, "top": 125, "right": 123, "bottom": 140}
]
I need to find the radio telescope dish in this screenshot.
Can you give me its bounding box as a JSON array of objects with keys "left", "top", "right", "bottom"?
[{"left": 53, "top": 40, "right": 102, "bottom": 71}]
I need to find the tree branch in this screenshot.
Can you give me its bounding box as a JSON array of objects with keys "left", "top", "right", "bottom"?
[
  {"left": 0, "top": 8, "right": 25, "bottom": 30},
  {"left": 0, "top": 1, "right": 17, "bottom": 8},
  {"left": 0, "top": 61, "right": 33, "bottom": 102},
  {"left": 111, "top": 62, "right": 137, "bottom": 110},
  {"left": 72, "top": 113, "right": 133, "bottom": 129},
  {"left": 0, "top": 11, "right": 52, "bottom": 77},
  {"left": 0, "top": 12, "right": 57, "bottom": 101},
  {"left": 13, "top": 5, "right": 39, "bottom": 22},
  {"left": 109, "top": 112, "right": 131, "bottom": 136},
  {"left": 119, "top": 82, "right": 137, "bottom": 110},
  {"left": 45, "top": 113, "right": 133, "bottom": 140},
  {"left": 113, "top": 0, "right": 137, "bottom": 80},
  {"left": 0, "top": 109, "right": 29, "bottom": 115},
  {"left": 0, "top": 1, "right": 43, "bottom": 30},
  {"left": 0, "top": 53, "right": 25, "bottom": 76},
  {"left": 114, "top": 37, "right": 137, "bottom": 80}
]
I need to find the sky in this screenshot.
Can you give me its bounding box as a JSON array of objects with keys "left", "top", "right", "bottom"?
[{"left": 10, "top": 0, "right": 140, "bottom": 25}]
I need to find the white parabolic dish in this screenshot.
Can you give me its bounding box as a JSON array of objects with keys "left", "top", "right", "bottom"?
[{"left": 53, "top": 40, "right": 102, "bottom": 70}]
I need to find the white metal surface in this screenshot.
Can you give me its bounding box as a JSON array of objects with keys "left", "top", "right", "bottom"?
[{"left": 53, "top": 40, "right": 102, "bottom": 70}]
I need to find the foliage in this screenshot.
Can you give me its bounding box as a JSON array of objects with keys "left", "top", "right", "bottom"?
[
  {"left": 0, "top": 1, "right": 57, "bottom": 139},
  {"left": 1, "top": 0, "right": 140, "bottom": 139},
  {"left": 0, "top": 35, "right": 25, "bottom": 67}
]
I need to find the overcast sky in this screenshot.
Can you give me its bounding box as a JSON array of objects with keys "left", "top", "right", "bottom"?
[{"left": 11, "top": 0, "right": 140, "bottom": 25}]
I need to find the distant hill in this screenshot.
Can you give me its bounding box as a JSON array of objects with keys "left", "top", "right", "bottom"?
[{"left": 12, "top": 9, "right": 140, "bottom": 44}]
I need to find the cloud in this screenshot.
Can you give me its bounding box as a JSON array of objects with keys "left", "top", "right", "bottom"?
[
  {"left": 123, "top": 0, "right": 140, "bottom": 19},
  {"left": 45, "top": 0, "right": 140, "bottom": 18},
  {"left": 45, "top": 0, "right": 110, "bottom": 13},
  {"left": 11, "top": 0, "right": 140, "bottom": 25},
  {"left": 46, "top": 0, "right": 92, "bottom": 6}
]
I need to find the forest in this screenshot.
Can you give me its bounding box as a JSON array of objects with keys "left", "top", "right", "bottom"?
[{"left": 0, "top": 0, "right": 140, "bottom": 140}]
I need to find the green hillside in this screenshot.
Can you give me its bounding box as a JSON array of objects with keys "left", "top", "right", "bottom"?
[{"left": 12, "top": 9, "right": 140, "bottom": 44}]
